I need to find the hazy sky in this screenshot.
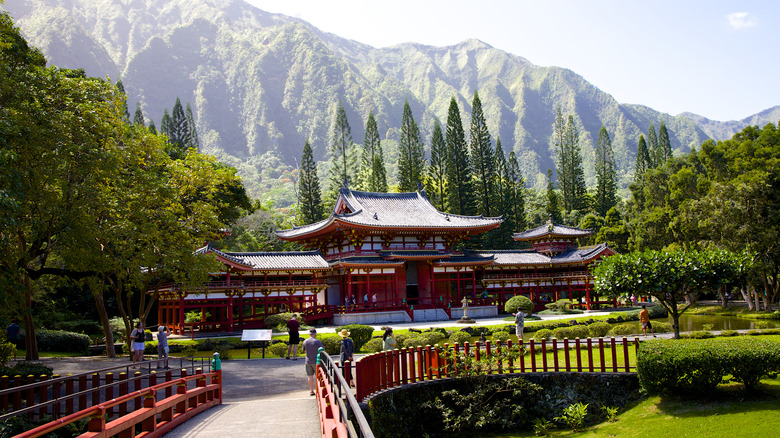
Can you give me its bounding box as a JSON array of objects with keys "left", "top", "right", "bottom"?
[{"left": 247, "top": 0, "right": 778, "bottom": 122}]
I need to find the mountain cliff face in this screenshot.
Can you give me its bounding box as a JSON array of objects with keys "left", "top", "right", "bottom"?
[{"left": 5, "top": 0, "right": 776, "bottom": 200}]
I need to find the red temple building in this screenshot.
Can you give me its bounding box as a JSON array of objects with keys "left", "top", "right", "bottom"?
[{"left": 156, "top": 189, "right": 615, "bottom": 334}]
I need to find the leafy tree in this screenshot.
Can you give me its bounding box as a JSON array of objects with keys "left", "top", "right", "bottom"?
[
  {"left": 427, "top": 120, "right": 448, "bottom": 211},
  {"left": 594, "top": 249, "right": 746, "bottom": 338},
  {"left": 328, "top": 101, "right": 357, "bottom": 194},
  {"left": 299, "top": 140, "right": 324, "bottom": 224},
  {"left": 398, "top": 100, "right": 426, "bottom": 192},
  {"left": 594, "top": 125, "right": 618, "bottom": 216},
  {"left": 445, "top": 97, "right": 474, "bottom": 215},
  {"left": 469, "top": 91, "right": 495, "bottom": 216},
  {"left": 133, "top": 101, "right": 145, "bottom": 126},
  {"left": 594, "top": 207, "right": 629, "bottom": 253},
  {"left": 357, "top": 111, "right": 387, "bottom": 192}
]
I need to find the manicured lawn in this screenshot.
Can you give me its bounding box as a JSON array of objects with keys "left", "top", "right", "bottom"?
[{"left": 485, "top": 379, "right": 780, "bottom": 437}]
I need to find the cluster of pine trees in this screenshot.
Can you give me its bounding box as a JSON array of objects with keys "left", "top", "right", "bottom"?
[{"left": 297, "top": 92, "right": 630, "bottom": 249}]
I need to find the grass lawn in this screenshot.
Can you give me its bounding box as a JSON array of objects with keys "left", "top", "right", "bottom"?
[{"left": 486, "top": 378, "right": 780, "bottom": 437}]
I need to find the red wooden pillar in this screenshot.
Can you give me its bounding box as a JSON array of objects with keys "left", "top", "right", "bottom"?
[
  {"left": 585, "top": 266, "right": 592, "bottom": 310},
  {"left": 178, "top": 296, "right": 185, "bottom": 335},
  {"left": 228, "top": 293, "right": 234, "bottom": 332}
]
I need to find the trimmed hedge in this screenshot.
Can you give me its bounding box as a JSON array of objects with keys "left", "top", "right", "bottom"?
[
  {"left": 17, "top": 330, "right": 90, "bottom": 354},
  {"left": 504, "top": 295, "right": 534, "bottom": 315},
  {"left": 337, "top": 324, "right": 374, "bottom": 352},
  {"left": 637, "top": 338, "right": 780, "bottom": 394},
  {"left": 263, "top": 312, "right": 295, "bottom": 332},
  {"left": 0, "top": 361, "right": 53, "bottom": 378}
]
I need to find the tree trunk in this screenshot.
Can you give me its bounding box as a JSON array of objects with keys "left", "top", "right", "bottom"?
[
  {"left": 718, "top": 286, "right": 727, "bottom": 308},
  {"left": 741, "top": 286, "right": 755, "bottom": 310},
  {"left": 753, "top": 288, "right": 762, "bottom": 311},
  {"left": 93, "top": 288, "right": 116, "bottom": 358},
  {"left": 23, "top": 274, "right": 39, "bottom": 360}
]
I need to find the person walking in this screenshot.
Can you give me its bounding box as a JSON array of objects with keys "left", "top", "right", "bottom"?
[
  {"left": 639, "top": 305, "right": 656, "bottom": 337},
  {"left": 302, "top": 329, "right": 324, "bottom": 396},
  {"left": 156, "top": 325, "right": 169, "bottom": 369},
  {"left": 130, "top": 322, "right": 146, "bottom": 368},
  {"left": 286, "top": 314, "right": 300, "bottom": 360},
  {"left": 338, "top": 329, "right": 355, "bottom": 386},
  {"left": 382, "top": 328, "right": 396, "bottom": 351},
  {"left": 514, "top": 310, "right": 525, "bottom": 341}
]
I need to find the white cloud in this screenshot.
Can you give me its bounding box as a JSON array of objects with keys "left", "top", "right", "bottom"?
[{"left": 726, "top": 12, "right": 758, "bottom": 30}]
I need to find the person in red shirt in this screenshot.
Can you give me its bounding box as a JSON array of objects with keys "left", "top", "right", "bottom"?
[{"left": 286, "top": 314, "right": 301, "bottom": 360}]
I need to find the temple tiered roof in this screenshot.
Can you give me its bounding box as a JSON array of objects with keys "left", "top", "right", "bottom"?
[
  {"left": 472, "top": 243, "right": 612, "bottom": 266},
  {"left": 277, "top": 189, "right": 502, "bottom": 240},
  {"left": 196, "top": 245, "right": 329, "bottom": 271},
  {"left": 513, "top": 219, "right": 592, "bottom": 241}
]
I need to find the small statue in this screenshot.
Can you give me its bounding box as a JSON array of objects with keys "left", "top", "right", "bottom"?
[{"left": 461, "top": 296, "right": 470, "bottom": 318}]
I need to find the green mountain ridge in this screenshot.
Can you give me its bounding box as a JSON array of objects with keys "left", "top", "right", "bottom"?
[{"left": 5, "top": 0, "right": 778, "bottom": 203}]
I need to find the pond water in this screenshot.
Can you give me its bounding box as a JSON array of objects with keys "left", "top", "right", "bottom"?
[{"left": 620, "top": 313, "right": 780, "bottom": 331}]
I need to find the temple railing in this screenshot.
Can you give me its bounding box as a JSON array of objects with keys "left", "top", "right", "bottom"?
[
  {"left": 355, "top": 337, "right": 639, "bottom": 402},
  {"left": 157, "top": 279, "right": 327, "bottom": 294},
  {"left": 6, "top": 363, "right": 219, "bottom": 438},
  {"left": 482, "top": 271, "right": 589, "bottom": 282},
  {"left": 0, "top": 358, "right": 209, "bottom": 423}
]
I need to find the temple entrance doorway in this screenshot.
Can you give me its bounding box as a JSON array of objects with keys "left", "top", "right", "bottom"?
[{"left": 405, "top": 262, "right": 419, "bottom": 305}]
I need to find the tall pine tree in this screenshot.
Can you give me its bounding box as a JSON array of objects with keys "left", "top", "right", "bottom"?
[
  {"left": 445, "top": 97, "right": 474, "bottom": 215},
  {"left": 133, "top": 102, "right": 145, "bottom": 126},
  {"left": 658, "top": 121, "right": 672, "bottom": 164},
  {"left": 328, "top": 101, "right": 357, "bottom": 194},
  {"left": 594, "top": 125, "right": 618, "bottom": 216},
  {"left": 398, "top": 100, "right": 426, "bottom": 192},
  {"left": 634, "top": 134, "right": 652, "bottom": 181},
  {"left": 469, "top": 91, "right": 495, "bottom": 217},
  {"left": 427, "top": 120, "right": 448, "bottom": 211},
  {"left": 647, "top": 123, "right": 659, "bottom": 168},
  {"left": 115, "top": 79, "right": 130, "bottom": 122},
  {"left": 185, "top": 102, "right": 200, "bottom": 151},
  {"left": 507, "top": 151, "right": 526, "bottom": 232},
  {"left": 491, "top": 137, "right": 514, "bottom": 246},
  {"left": 546, "top": 169, "right": 563, "bottom": 224},
  {"left": 298, "top": 140, "right": 324, "bottom": 225},
  {"left": 357, "top": 111, "right": 387, "bottom": 192},
  {"left": 555, "top": 111, "right": 587, "bottom": 214}
]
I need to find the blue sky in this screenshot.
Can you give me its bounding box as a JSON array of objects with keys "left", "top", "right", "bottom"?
[{"left": 248, "top": 0, "right": 778, "bottom": 122}]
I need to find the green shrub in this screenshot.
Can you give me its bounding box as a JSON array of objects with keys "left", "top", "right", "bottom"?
[
  {"left": 319, "top": 335, "right": 341, "bottom": 355},
  {"left": 263, "top": 313, "right": 295, "bottom": 332},
  {"left": 449, "top": 331, "right": 472, "bottom": 345},
  {"left": 682, "top": 330, "right": 714, "bottom": 339},
  {"left": 0, "top": 361, "right": 53, "bottom": 378},
  {"left": 363, "top": 338, "right": 385, "bottom": 353},
  {"left": 53, "top": 320, "right": 103, "bottom": 335},
  {"left": 651, "top": 321, "right": 672, "bottom": 333},
  {"left": 719, "top": 330, "right": 740, "bottom": 337},
  {"left": 504, "top": 295, "right": 534, "bottom": 315},
  {"left": 545, "top": 299, "right": 574, "bottom": 312},
  {"left": 533, "top": 329, "right": 554, "bottom": 341},
  {"left": 0, "top": 341, "right": 15, "bottom": 366},
  {"left": 18, "top": 330, "right": 90, "bottom": 354},
  {"left": 552, "top": 325, "right": 589, "bottom": 340},
  {"left": 268, "top": 342, "right": 290, "bottom": 357},
  {"left": 554, "top": 402, "right": 589, "bottom": 431},
  {"left": 492, "top": 331, "right": 510, "bottom": 343},
  {"left": 587, "top": 322, "right": 611, "bottom": 338},
  {"left": 637, "top": 338, "right": 780, "bottom": 394},
  {"left": 607, "top": 324, "right": 638, "bottom": 337},
  {"left": 337, "top": 324, "right": 374, "bottom": 352},
  {"left": 533, "top": 417, "right": 553, "bottom": 436},
  {"left": 647, "top": 305, "right": 668, "bottom": 318},
  {"left": 403, "top": 331, "right": 446, "bottom": 348}
]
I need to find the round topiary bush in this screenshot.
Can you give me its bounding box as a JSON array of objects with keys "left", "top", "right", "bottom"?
[
  {"left": 607, "top": 323, "right": 638, "bottom": 337},
  {"left": 268, "top": 342, "right": 290, "bottom": 358},
  {"left": 336, "top": 324, "right": 374, "bottom": 352},
  {"left": 319, "top": 335, "right": 341, "bottom": 355},
  {"left": 552, "top": 325, "right": 589, "bottom": 340},
  {"left": 403, "top": 331, "right": 446, "bottom": 348},
  {"left": 363, "top": 338, "right": 385, "bottom": 353},
  {"left": 505, "top": 295, "right": 534, "bottom": 315},
  {"left": 652, "top": 321, "right": 672, "bottom": 333},
  {"left": 449, "top": 331, "right": 472, "bottom": 345},
  {"left": 533, "top": 329, "right": 554, "bottom": 341},
  {"left": 587, "top": 321, "right": 611, "bottom": 338},
  {"left": 492, "top": 331, "right": 510, "bottom": 343}
]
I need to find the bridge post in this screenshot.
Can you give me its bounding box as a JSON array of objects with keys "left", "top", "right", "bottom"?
[
  {"left": 87, "top": 406, "right": 107, "bottom": 433},
  {"left": 134, "top": 371, "right": 142, "bottom": 410}
]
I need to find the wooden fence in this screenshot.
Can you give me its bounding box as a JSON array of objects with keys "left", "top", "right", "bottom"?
[{"left": 355, "top": 337, "right": 640, "bottom": 401}]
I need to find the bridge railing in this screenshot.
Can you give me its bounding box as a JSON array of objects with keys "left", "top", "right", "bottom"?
[
  {"left": 13, "top": 367, "right": 221, "bottom": 438},
  {"left": 316, "top": 349, "right": 374, "bottom": 438},
  {"left": 0, "top": 358, "right": 209, "bottom": 423},
  {"left": 356, "top": 337, "right": 640, "bottom": 402}
]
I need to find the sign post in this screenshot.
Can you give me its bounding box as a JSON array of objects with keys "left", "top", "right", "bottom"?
[{"left": 241, "top": 329, "right": 273, "bottom": 359}]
